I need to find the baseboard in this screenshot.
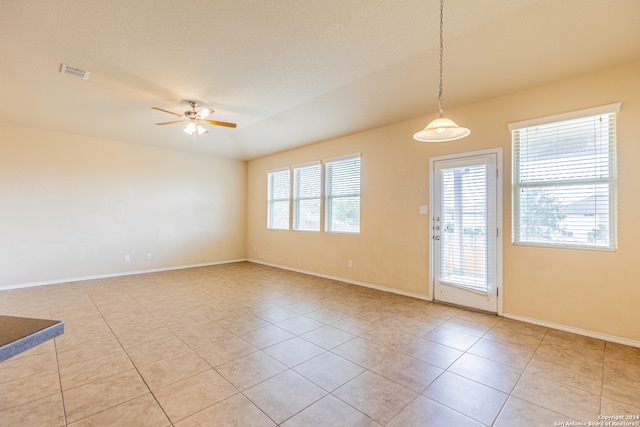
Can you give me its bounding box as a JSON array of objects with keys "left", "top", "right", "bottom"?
[
  {"left": 503, "top": 313, "right": 640, "bottom": 349},
  {"left": 0, "top": 258, "right": 248, "bottom": 291},
  {"left": 247, "top": 258, "right": 432, "bottom": 302},
  {"left": 249, "top": 260, "right": 640, "bottom": 348}
]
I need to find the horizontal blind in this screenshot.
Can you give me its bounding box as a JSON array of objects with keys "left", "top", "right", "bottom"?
[
  {"left": 512, "top": 107, "right": 617, "bottom": 249},
  {"left": 267, "top": 169, "right": 290, "bottom": 230},
  {"left": 440, "top": 163, "right": 490, "bottom": 292},
  {"left": 293, "top": 163, "right": 321, "bottom": 231},
  {"left": 325, "top": 156, "right": 361, "bottom": 233}
]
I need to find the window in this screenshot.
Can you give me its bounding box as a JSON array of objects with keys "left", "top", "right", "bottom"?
[
  {"left": 267, "top": 168, "right": 290, "bottom": 230},
  {"left": 293, "top": 163, "right": 321, "bottom": 231},
  {"left": 509, "top": 103, "right": 619, "bottom": 249},
  {"left": 325, "top": 155, "right": 361, "bottom": 233},
  {"left": 268, "top": 154, "right": 361, "bottom": 234}
]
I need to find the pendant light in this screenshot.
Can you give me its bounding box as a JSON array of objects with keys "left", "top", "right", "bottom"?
[{"left": 414, "top": 0, "right": 470, "bottom": 142}]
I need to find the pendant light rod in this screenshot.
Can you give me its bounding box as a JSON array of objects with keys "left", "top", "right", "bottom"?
[
  {"left": 437, "top": 0, "right": 444, "bottom": 117},
  {"left": 414, "top": 0, "right": 470, "bottom": 142}
]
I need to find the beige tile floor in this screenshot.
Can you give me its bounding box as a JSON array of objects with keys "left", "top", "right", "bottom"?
[{"left": 1, "top": 262, "right": 639, "bottom": 426}]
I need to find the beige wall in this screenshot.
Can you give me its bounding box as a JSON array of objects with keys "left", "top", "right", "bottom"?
[
  {"left": 0, "top": 124, "right": 247, "bottom": 287},
  {"left": 247, "top": 60, "right": 640, "bottom": 342}
]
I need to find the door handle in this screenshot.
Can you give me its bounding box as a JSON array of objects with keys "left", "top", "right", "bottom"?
[{"left": 434, "top": 235, "right": 440, "bottom": 240}]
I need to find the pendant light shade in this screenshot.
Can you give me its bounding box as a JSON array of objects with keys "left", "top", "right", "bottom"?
[
  {"left": 414, "top": 0, "right": 470, "bottom": 143},
  {"left": 413, "top": 117, "right": 470, "bottom": 142}
]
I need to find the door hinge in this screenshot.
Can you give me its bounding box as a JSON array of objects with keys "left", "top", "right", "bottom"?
[
  {"left": 497, "top": 228, "right": 499, "bottom": 237},
  {"left": 497, "top": 287, "right": 499, "bottom": 297}
]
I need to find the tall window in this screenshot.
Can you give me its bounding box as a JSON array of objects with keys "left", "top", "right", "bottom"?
[
  {"left": 509, "top": 103, "right": 619, "bottom": 250},
  {"left": 293, "top": 163, "right": 321, "bottom": 231},
  {"left": 267, "top": 168, "right": 290, "bottom": 230},
  {"left": 325, "top": 155, "right": 361, "bottom": 233}
]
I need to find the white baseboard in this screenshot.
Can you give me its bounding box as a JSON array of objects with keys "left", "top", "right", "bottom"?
[
  {"left": 247, "top": 258, "right": 432, "bottom": 302},
  {"left": 0, "top": 258, "right": 248, "bottom": 291},
  {"left": 250, "top": 259, "right": 640, "bottom": 348},
  {"left": 503, "top": 313, "right": 640, "bottom": 349}
]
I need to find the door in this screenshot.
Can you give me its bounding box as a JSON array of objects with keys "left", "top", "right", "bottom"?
[{"left": 431, "top": 150, "right": 502, "bottom": 313}]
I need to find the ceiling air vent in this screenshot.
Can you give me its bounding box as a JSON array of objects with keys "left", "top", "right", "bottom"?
[{"left": 60, "top": 63, "right": 90, "bottom": 80}]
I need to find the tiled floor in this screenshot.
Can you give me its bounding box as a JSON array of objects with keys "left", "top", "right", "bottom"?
[{"left": 1, "top": 262, "right": 639, "bottom": 426}]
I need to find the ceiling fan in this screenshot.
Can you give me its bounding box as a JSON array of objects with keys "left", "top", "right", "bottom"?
[{"left": 152, "top": 100, "right": 237, "bottom": 136}]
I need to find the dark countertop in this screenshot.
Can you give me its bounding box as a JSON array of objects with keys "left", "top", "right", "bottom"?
[{"left": 0, "top": 315, "right": 64, "bottom": 362}]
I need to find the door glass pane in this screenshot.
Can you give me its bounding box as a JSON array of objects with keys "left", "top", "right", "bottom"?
[{"left": 440, "top": 164, "right": 488, "bottom": 292}]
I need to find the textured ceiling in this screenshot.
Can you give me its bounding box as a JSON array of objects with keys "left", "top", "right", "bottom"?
[{"left": 1, "top": 0, "right": 639, "bottom": 160}]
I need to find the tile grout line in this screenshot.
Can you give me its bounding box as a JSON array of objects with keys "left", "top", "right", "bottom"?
[
  {"left": 599, "top": 341, "right": 608, "bottom": 415},
  {"left": 484, "top": 323, "right": 548, "bottom": 426},
  {"left": 48, "top": 287, "right": 69, "bottom": 427},
  {"left": 82, "top": 284, "right": 175, "bottom": 426}
]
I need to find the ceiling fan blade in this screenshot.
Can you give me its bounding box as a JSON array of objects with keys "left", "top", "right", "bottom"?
[
  {"left": 198, "top": 107, "right": 214, "bottom": 120},
  {"left": 156, "top": 120, "right": 187, "bottom": 125},
  {"left": 203, "top": 119, "right": 237, "bottom": 128},
  {"left": 152, "top": 107, "right": 184, "bottom": 118}
]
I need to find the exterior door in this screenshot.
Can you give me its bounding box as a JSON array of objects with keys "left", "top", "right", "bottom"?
[{"left": 431, "top": 150, "right": 502, "bottom": 313}]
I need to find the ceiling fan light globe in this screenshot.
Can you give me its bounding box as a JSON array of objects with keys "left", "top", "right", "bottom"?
[
  {"left": 184, "top": 122, "right": 197, "bottom": 135},
  {"left": 413, "top": 117, "right": 470, "bottom": 142},
  {"left": 196, "top": 124, "right": 208, "bottom": 135}
]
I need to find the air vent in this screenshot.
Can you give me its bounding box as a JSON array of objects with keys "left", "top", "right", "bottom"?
[{"left": 60, "top": 63, "right": 90, "bottom": 80}]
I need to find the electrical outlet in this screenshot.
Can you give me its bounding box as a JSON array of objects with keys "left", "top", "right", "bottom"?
[
  {"left": 147, "top": 253, "right": 152, "bottom": 260},
  {"left": 348, "top": 260, "right": 353, "bottom": 268},
  {"left": 124, "top": 254, "right": 130, "bottom": 262}
]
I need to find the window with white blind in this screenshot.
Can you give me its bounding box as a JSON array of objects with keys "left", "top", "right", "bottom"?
[
  {"left": 325, "top": 155, "right": 361, "bottom": 234},
  {"left": 267, "top": 168, "right": 290, "bottom": 230},
  {"left": 293, "top": 163, "right": 321, "bottom": 231},
  {"left": 509, "top": 103, "right": 619, "bottom": 250}
]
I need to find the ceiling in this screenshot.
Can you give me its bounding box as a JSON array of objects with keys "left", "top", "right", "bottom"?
[{"left": 1, "top": 0, "right": 639, "bottom": 160}]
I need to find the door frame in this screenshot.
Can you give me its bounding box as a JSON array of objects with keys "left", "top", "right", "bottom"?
[{"left": 428, "top": 148, "right": 504, "bottom": 315}]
